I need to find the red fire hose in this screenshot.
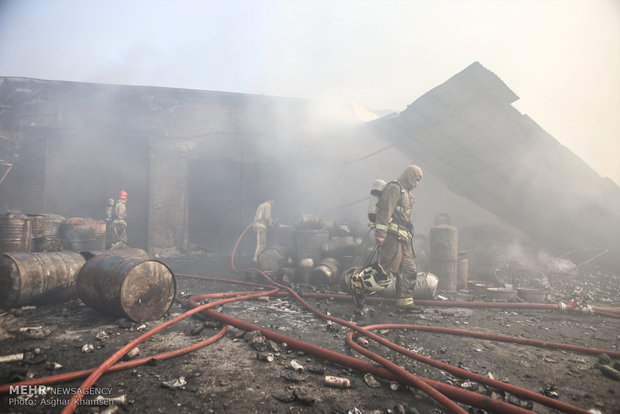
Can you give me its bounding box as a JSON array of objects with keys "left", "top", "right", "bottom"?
[
  {"left": 59, "top": 287, "right": 279, "bottom": 413},
  {"left": 195, "top": 303, "right": 534, "bottom": 414},
  {"left": 346, "top": 325, "right": 595, "bottom": 414}
]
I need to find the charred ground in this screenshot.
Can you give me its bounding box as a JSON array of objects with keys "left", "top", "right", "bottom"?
[{"left": 0, "top": 253, "right": 619, "bottom": 414}]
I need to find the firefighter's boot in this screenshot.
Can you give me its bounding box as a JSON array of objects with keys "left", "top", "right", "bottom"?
[{"left": 395, "top": 297, "right": 424, "bottom": 314}]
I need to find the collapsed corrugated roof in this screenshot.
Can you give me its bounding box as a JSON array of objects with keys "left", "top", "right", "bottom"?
[{"left": 371, "top": 62, "right": 620, "bottom": 261}]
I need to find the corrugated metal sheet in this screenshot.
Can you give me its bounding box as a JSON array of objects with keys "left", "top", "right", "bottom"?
[{"left": 372, "top": 62, "right": 620, "bottom": 259}]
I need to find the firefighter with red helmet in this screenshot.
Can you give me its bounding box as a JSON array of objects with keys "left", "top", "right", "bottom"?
[{"left": 111, "top": 190, "right": 128, "bottom": 249}]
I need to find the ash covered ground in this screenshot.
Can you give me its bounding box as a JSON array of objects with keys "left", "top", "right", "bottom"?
[{"left": 1, "top": 252, "right": 619, "bottom": 414}]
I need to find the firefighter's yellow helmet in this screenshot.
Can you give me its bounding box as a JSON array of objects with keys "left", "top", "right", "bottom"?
[{"left": 349, "top": 263, "right": 392, "bottom": 307}]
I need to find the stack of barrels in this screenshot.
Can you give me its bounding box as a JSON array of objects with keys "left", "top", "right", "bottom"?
[{"left": 0, "top": 213, "right": 176, "bottom": 323}]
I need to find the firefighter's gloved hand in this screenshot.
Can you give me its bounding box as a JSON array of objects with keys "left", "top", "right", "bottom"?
[{"left": 375, "top": 236, "right": 385, "bottom": 245}]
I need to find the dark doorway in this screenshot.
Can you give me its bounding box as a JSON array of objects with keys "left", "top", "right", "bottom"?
[{"left": 188, "top": 159, "right": 291, "bottom": 255}]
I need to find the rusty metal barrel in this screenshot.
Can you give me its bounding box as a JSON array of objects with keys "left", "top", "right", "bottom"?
[
  {"left": 77, "top": 255, "right": 176, "bottom": 322},
  {"left": 0, "top": 251, "right": 86, "bottom": 308},
  {"left": 60, "top": 218, "right": 106, "bottom": 252},
  {"left": 310, "top": 257, "right": 340, "bottom": 284},
  {"left": 257, "top": 246, "right": 290, "bottom": 273},
  {"left": 28, "top": 214, "right": 65, "bottom": 252},
  {"left": 27, "top": 214, "right": 46, "bottom": 239},
  {"left": 430, "top": 224, "right": 459, "bottom": 292},
  {"left": 295, "top": 214, "right": 322, "bottom": 230},
  {"left": 321, "top": 236, "right": 361, "bottom": 258},
  {"left": 0, "top": 214, "right": 32, "bottom": 252}
]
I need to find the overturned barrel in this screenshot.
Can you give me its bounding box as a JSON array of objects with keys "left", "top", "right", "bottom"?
[
  {"left": 77, "top": 256, "right": 176, "bottom": 323},
  {"left": 0, "top": 214, "right": 32, "bottom": 252},
  {"left": 257, "top": 246, "right": 290, "bottom": 273},
  {"left": 0, "top": 251, "right": 85, "bottom": 308},
  {"left": 310, "top": 257, "right": 340, "bottom": 284}
]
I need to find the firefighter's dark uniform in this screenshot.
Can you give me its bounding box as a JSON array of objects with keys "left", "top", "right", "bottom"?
[{"left": 374, "top": 165, "right": 422, "bottom": 309}]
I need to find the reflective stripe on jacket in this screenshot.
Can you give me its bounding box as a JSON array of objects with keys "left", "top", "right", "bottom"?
[{"left": 374, "top": 180, "right": 413, "bottom": 241}]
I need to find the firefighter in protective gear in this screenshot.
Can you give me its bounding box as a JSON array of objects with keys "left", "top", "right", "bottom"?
[
  {"left": 111, "top": 190, "right": 128, "bottom": 249},
  {"left": 375, "top": 165, "right": 423, "bottom": 312},
  {"left": 252, "top": 199, "right": 274, "bottom": 262}
]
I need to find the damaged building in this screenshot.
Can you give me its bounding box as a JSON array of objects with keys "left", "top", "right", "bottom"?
[
  {"left": 1, "top": 62, "right": 620, "bottom": 414},
  {"left": 1, "top": 62, "right": 618, "bottom": 270}
]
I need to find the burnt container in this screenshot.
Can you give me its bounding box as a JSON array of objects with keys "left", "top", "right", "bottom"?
[
  {"left": 60, "top": 218, "right": 107, "bottom": 252},
  {"left": 321, "top": 236, "right": 360, "bottom": 257},
  {"left": 310, "top": 257, "right": 340, "bottom": 284},
  {"left": 0, "top": 214, "right": 32, "bottom": 252},
  {"left": 28, "top": 214, "right": 65, "bottom": 252},
  {"left": 27, "top": 214, "right": 46, "bottom": 239},
  {"left": 295, "top": 214, "right": 322, "bottom": 230},
  {"left": 77, "top": 255, "right": 176, "bottom": 322},
  {"left": 0, "top": 251, "right": 86, "bottom": 308},
  {"left": 257, "top": 246, "right": 290, "bottom": 273}
]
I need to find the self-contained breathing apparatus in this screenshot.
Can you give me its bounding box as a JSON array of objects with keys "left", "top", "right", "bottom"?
[
  {"left": 369, "top": 179, "right": 413, "bottom": 241},
  {"left": 367, "top": 179, "right": 386, "bottom": 224}
]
